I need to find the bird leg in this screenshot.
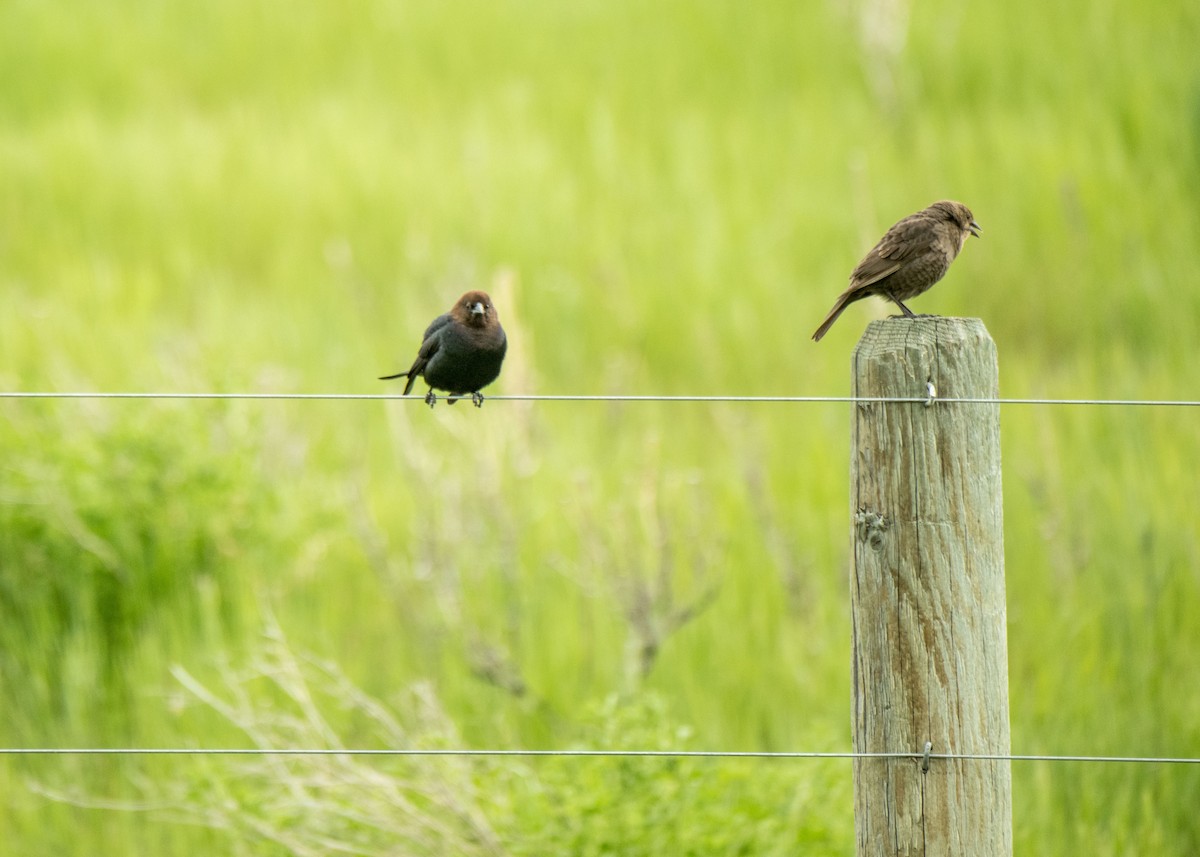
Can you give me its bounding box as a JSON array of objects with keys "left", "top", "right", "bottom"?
[
  {"left": 471, "top": 391, "right": 485, "bottom": 408},
  {"left": 424, "top": 390, "right": 437, "bottom": 408},
  {"left": 888, "top": 294, "right": 917, "bottom": 318}
]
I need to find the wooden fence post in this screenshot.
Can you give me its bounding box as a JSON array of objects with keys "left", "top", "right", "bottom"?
[{"left": 850, "top": 317, "right": 1012, "bottom": 857}]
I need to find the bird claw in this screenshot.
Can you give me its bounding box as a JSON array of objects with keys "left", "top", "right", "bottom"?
[
  {"left": 424, "top": 390, "right": 437, "bottom": 408},
  {"left": 471, "top": 391, "right": 485, "bottom": 408}
]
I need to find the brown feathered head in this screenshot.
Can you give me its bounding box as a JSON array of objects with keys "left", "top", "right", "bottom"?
[
  {"left": 929, "top": 200, "right": 982, "bottom": 239},
  {"left": 451, "top": 290, "right": 499, "bottom": 328}
]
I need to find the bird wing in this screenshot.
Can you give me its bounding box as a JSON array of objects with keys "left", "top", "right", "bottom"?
[
  {"left": 378, "top": 315, "right": 447, "bottom": 385},
  {"left": 849, "top": 256, "right": 902, "bottom": 289},
  {"left": 406, "top": 313, "right": 450, "bottom": 376},
  {"left": 421, "top": 312, "right": 453, "bottom": 342},
  {"left": 849, "top": 214, "right": 936, "bottom": 288},
  {"left": 415, "top": 330, "right": 441, "bottom": 362},
  {"left": 392, "top": 331, "right": 442, "bottom": 395}
]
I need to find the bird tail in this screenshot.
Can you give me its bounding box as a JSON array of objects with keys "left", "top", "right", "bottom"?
[
  {"left": 812, "top": 296, "right": 852, "bottom": 342},
  {"left": 378, "top": 370, "right": 419, "bottom": 396}
]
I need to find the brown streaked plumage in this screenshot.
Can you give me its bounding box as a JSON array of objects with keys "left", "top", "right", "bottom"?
[
  {"left": 812, "top": 200, "right": 981, "bottom": 342},
  {"left": 379, "top": 290, "right": 508, "bottom": 407}
]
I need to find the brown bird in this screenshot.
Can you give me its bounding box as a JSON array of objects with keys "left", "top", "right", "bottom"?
[
  {"left": 379, "top": 290, "right": 508, "bottom": 407},
  {"left": 812, "top": 200, "right": 981, "bottom": 342}
]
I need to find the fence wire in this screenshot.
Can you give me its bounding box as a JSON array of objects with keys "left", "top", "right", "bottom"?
[
  {"left": 3, "top": 391, "right": 1200, "bottom": 407},
  {"left": 2, "top": 748, "right": 1198, "bottom": 765}
]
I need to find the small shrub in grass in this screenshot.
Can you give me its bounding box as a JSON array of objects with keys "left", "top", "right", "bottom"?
[
  {"left": 0, "top": 401, "right": 268, "bottom": 725},
  {"left": 67, "top": 628, "right": 853, "bottom": 855},
  {"left": 496, "top": 695, "right": 850, "bottom": 856}
]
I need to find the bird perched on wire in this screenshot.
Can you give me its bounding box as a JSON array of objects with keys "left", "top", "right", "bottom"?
[
  {"left": 812, "top": 200, "right": 981, "bottom": 342},
  {"left": 379, "top": 290, "right": 507, "bottom": 407}
]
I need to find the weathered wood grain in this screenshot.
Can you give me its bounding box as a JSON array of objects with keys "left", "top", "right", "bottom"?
[{"left": 850, "top": 317, "right": 1012, "bottom": 857}]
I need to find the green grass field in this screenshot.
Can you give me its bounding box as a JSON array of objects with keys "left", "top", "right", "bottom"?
[{"left": 3, "top": 0, "right": 1200, "bottom": 853}]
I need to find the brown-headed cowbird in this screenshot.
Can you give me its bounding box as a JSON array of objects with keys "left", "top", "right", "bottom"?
[
  {"left": 379, "top": 290, "right": 507, "bottom": 407},
  {"left": 812, "top": 200, "right": 981, "bottom": 342}
]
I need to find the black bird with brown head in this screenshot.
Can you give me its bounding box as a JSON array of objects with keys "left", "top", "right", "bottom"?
[{"left": 380, "top": 290, "right": 508, "bottom": 407}]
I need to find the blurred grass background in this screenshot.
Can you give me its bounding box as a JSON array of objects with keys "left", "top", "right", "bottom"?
[{"left": 2, "top": 0, "right": 1199, "bottom": 853}]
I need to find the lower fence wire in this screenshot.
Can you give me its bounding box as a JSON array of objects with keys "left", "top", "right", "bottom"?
[{"left": 1, "top": 748, "right": 1197, "bottom": 764}]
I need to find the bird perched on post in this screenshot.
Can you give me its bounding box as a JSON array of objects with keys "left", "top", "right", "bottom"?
[
  {"left": 379, "top": 290, "right": 507, "bottom": 407},
  {"left": 812, "top": 200, "right": 981, "bottom": 342}
]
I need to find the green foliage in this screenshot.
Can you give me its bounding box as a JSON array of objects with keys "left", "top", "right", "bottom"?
[
  {"left": 499, "top": 695, "right": 849, "bottom": 856},
  {"left": 0, "top": 402, "right": 266, "bottom": 734},
  {"left": 2, "top": 0, "right": 1200, "bottom": 853},
  {"left": 33, "top": 635, "right": 849, "bottom": 856}
]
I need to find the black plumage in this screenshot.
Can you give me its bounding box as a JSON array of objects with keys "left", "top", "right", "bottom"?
[{"left": 380, "top": 290, "right": 507, "bottom": 407}]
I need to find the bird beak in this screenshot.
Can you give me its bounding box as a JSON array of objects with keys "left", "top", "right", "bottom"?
[
  {"left": 470, "top": 302, "right": 486, "bottom": 316},
  {"left": 968, "top": 221, "right": 982, "bottom": 238}
]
